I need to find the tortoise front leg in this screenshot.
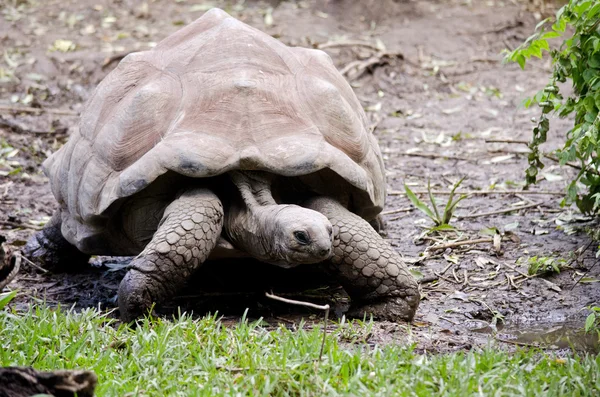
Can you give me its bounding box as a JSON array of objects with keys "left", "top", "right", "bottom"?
[
  {"left": 305, "top": 197, "right": 419, "bottom": 322},
  {"left": 118, "top": 188, "right": 223, "bottom": 322},
  {"left": 23, "top": 211, "right": 90, "bottom": 271}
]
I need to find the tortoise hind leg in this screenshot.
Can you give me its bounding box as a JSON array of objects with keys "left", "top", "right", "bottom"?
[
  {"left": 305, "top": 197, "right": 420, "bottom": 322},
  {"left": 23, "top": 211, "right": 90, "bottom": 271},
  {"left": 118, "top": 188, "right": 223, "bottom": 322}
]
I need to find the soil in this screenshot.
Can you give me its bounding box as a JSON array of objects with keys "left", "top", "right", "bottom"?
[{"left": 1, "top": 0, "right": 599, "bottom": 354}]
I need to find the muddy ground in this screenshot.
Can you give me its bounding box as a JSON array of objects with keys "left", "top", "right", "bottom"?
[{"left": 1, "top": 0, "right": 599, "bottom": 354}]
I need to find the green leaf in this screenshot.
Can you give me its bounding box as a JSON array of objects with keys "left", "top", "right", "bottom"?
[
  {"left": 517, "top": 54, "right": 526, "bottom": 70},
  {"left": 404, "top": 184, "right": 436, "bottom": 221},
  {"left": 585, "top": 312, "right": 596, "bottom": 332},
  {"left": 0, "top": 290, "right": 17, "bottom": 310}
]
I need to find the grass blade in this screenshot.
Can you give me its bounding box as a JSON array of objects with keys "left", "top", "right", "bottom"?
[
  {"left": 427, "top": 179, "right": 441, "bottom": 224},
  {"left": 442, "top": 177, "right": 466, "bottom": 224},
  {"left": 405, "top": 184, "right": 436, "bottom": 221},
  {"left": 0, "top": 290, "right": 17, "bottom": 310}
]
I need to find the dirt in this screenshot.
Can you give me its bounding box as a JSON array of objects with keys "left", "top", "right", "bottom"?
[{"left": 1, "top": 0, "right": 599, "bottom": 354}]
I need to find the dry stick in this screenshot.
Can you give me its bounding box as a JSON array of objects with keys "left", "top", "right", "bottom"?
[
  {"left": 0, "top": 105, "right": 78, "bottom": 116},
  {"left": 485, "top": 138, "right": 529, "bottom": 144},
  {"left": 388, "top": 189, "right": 563, "bottom": 196},
  {"left": 0, "top": 220, "right": 41, "bottom": 230},
  {"left": 457, "top": 201, "right": 544, "bottom": 219},
  {"left": 543, "top": 153, "right": 583, "bottom": 171},
  {"left": 265, "top": 292, "right": 330, "bottom": 362},
  {"left": 396, "top": 152, "right": 470, "bottom": 161},
  {"left": 18, "top": 252, "right": 49, "bottom": 274},
  {"left": 428, "top": 238, "right": 493, "bottom": 251},
  {"left": 486, "top": 139, "right": 584, "bottom": 171},
  {"left": 381, "top": 207, "right": 414, "bottom": 216},
  {"left": 317, "top": 40, "right": 382, "bottom": 51}
]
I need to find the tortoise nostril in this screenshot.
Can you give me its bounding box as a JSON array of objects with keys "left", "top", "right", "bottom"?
[{"left": 319, "top": 249, "right": 330, "bottom": 257}]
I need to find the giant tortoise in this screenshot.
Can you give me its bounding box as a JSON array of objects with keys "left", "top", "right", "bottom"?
[{"left": 25, "top": 8, "right": 419, "bottom": 322}]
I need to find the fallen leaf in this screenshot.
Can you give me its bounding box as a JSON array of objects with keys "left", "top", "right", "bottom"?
[
  {"left": 449, "top": 291, "right": 470, "bottom": 302},
  {"left": 493, "top": 233, "right": 501, "bottom": 253},
  {"left": 490, "top": 154, "right": 514, "bottom": 163},
  {"left": 442, "top": 107, "right": 463, "bottom": 115},
  {"left": 542, "top": 172, "right": 563, "bottom": 182},
  {"left": 50, "top": 39, "right": 76, "bottom": 52},
  {"left": 264, "top": 7, "right": 273, "bottom": 26},
  {"left": 541, "top": 278, "right": 562, "bottom": 292}
]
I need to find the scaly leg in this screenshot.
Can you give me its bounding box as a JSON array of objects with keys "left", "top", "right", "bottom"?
[
  {"left": 23, "top": 211, "right": 90, "bottom": 271},
  {"left": 305, "top": 197, "right": 419, "bottom": 321},
  {"left": 118, "top": 188, "right": 223, "bottom": 322}
]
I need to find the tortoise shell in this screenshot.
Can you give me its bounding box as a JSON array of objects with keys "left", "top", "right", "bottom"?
[{"left": 44, "top": 8, "right": 386, "bottom": 251}]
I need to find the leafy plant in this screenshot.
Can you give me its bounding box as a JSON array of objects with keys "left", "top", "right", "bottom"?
[
  {"left": 404, "top": 177, "right": 467, "bottom": 229},
  {"left": 504, "top": 0, "right": 600, "bottom": 213},
  {"left": 584, "top": 305, "right": 600, "bottom": 335},
  {"left": 526, "top": 255, "right": 567, "bottom": 276}
]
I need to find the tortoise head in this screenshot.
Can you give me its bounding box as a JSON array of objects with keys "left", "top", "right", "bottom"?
[{"left": 269, "top": 205, "right": 334, "bottom": 266}]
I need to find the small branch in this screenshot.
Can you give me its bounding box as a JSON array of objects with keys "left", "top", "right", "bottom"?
[
  {"left": 388, "top": 189, "right": 563, "bottom": 196},
  {"left": 19, "top": 252, "right": 49, "bottom": 274},
  {"left": 542, "top": 153, "right": 583, "bottom": 171},
  {"left": 0, "top": 220, "right": 42, "bottom": 230},
  {"left": 396, "top": 152, "right": 470, "bottom": 161},
  {"left": 428, "top": 238, "right": 493, "bottom": 251},
  {"left": 317, "top": 40, "right": 382, "bottom": 51},
  {"left": 340, "top": 51, "right": 403, "bottom": 81},
  {"left": 381, "top": 207, "right": 414, "bottom": 216},
  {"left": 485, "top": 138, "right": 529, "bottom": 144},
  {"left": 0, "top": 116, "right": 67, "bottom": 135},
  {"left": 0, "top": 105, "right": 78, "bottom": 116},
  {"left": 457, "top": 202, "right": 545, "bottom": 219},
  {"left": 265, "top": 292, "right": 330, "bottom": 362}
]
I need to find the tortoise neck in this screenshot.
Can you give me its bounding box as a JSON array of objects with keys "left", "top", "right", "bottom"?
[{"left": 229, "top": 171, "right": 277, "bottom": 209}]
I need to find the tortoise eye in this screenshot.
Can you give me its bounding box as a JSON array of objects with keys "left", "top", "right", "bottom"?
[{"left": 293, "top": 231, "right": 311, "bottom": 245}]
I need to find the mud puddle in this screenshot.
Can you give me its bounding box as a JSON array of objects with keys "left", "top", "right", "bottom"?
[{"left": 478, "top": 321, "right": 599, "bottom": 353}]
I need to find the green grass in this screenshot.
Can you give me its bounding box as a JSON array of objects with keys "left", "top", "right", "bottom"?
[{"left": 1, "top": 305, "right": 599, "bottom": 396}]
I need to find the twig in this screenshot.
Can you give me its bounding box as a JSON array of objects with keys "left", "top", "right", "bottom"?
[
  {"left": 317, "top": 40, "right": 382, "bottom": 51},
  {"left": 495, "top": 338, "right": 539, "bottom": 348},
  {"left": 0, "top": 116, "right": 67, "bottom": 135},
  {"left": 457, "top": 202, "right": 545, "bottom": 219},
  {"left": 0, "top": 220, "right": 42, "bottom": 230},
  {"left": 396, "top": 152, "right": 470, "bottom": 161},
  {"left": 340, "top": 51, "right": 403, "bottom": 81},
  {"left": 542, "top": 153, "right": 582, "bottom": 171},
  {"left": 388, "top": 189, "right": 563, "bottom": 196},
  {"left": 428, "top": 238, "right": 493, "bottom": 251},
  {"left": 502, "top": 261, "right": 530, "bottom": 279},
  {"left": 485, "top": 138, "right": 529, "bottom": 144},
  {"left": 418, "top": 274, "right": 438, "bottom": 284},
  {"left": 18, "top": 253, "right": 49, "bottom": 274},
  {"left": 265, "top": 292, "right": 329, "bottom": 361},
  {"left": 0, "top": 105, "right": 78, "bottom": 116},
  {"left": 381, "top": 207, "right": 414, "bottom": 216}
]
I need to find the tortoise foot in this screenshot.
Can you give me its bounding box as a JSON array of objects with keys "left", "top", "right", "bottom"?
[
  {"left": 118, "top": 188, "right": 224, "bottom": 322},
  {"left": 305, "top": 197, "right": 420, "bottom": 322},
  {"left": 118, "top": 268, "right": 155, "bottom": 323},
  {"left": 23, "top": 212, "right": 89, "bottom": 272},
  {"left": 346, "top": 295, "right": 420, "bottom": 322}
]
